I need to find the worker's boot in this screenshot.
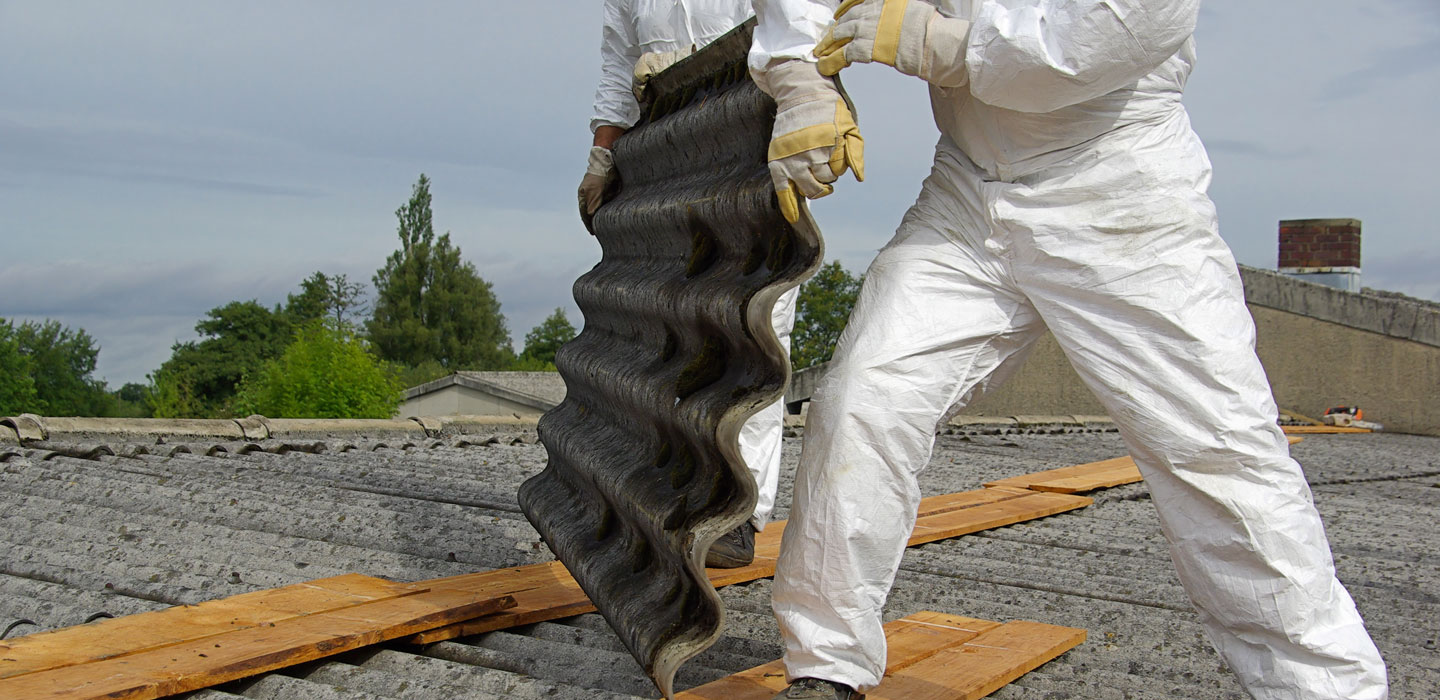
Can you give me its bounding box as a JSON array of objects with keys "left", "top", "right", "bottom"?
[
  {"left": 704, "top": 522, "right": 756, "bottom": 568},
  {"left": 771, "top": 677, "right": 863, "bottom": 699}
]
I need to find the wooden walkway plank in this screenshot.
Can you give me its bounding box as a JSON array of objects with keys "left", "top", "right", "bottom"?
[
  {"left": 984, "top": 457, "right": 1138, "bottom": 492},
  {"left": 0, "top": 573, "right": 425, "bottom": 680},
  {"left": 986, "top": 437, "right": 1303, "bottom": 494},
  {"left": 868, "top": 620, "right": 1087, "bottom": 700},
  {"left": 408, "top": 488, "right": 1093, "bottom": 645},
  {"left": 676, "top": 612, "right": 1083, "bottom": 699},
  {"left": 0, "top": 591, "right": 514, "bottom": 700},
  {"left": 909, "top": 491, "right": 1092, "bottom": 546}
]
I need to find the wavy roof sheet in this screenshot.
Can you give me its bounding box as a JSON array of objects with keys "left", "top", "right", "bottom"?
[{"left": 517, "top": 19, "right": 822, "bottom": 698}]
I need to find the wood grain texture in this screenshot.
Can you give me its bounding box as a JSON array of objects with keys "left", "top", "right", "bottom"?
[
  {"left": 0, "top": 574, "right": 425, "bottom": 680},
  {"left": 409, "top": 488, "right": 1092, "bottom": 644},
  {"left": 0, "top": 592, "right": 514, "bottom": 700},
  {"left": 676, "top": 612, "right": 1084, "bottom": 700}
]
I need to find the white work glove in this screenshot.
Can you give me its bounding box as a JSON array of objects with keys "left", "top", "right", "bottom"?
[
  {"left": 632, "top": 47, "right": 693, "bottom": 101},
  {"left": 814, "top": 0, "right": 971, "bottom": 88},
  {"left": 753, "top": 59, "right": 864, "bottom": 224},
  {"left": 577, "top": 146, "right": 616, "bottom": 229}
]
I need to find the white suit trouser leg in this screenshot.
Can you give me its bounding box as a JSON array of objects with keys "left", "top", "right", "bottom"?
[
  {"left": 740, "top": 286, "right": 798, "bottom": 531},
  {"left": 772, "top": 173, "right": 1386, "bottom": 698}
]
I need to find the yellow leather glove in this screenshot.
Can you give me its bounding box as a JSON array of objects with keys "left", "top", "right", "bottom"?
[
  {"left": 577, "top": 146, "right": 616, "bottom": 232},
  {"left": 632, "top": 48, "right": 693, "bottom": 102},
  {"left": 815, "top": 0, "right": 971, "bottom": 88},
  {"left": 753, "top": 60, "right": 865, "bottom": 224}
]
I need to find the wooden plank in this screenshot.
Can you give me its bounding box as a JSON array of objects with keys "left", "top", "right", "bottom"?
[
  {"left": 1281, "top": 425, "right": 1372, "bottom": 434},
  {"left": 410, "top": 488, "right": 1094, "bottom": 644},
  {"left": 984, "top": 456, "right": 1137, "bottom": 491},
  {"left": 0, "top": 592, "right": 514, "bottom": 700},
  {"left": 0, "top": 574, "right": 425, "bottom": 680},
  {"left": 676, "top": 612, "right": 1084, "bottom": 700},
  {"left": 1026, "top": 465, "right": 1142, "bottom": 494},
  {"left": 867, "top": 620, "right": 1087, "bottom": 699},
  {"left": 990, "top": 440, "right": 1301, "bottom": 495},
  {"left": 909, "top": 491, "right": 1092, "bottom": 546}
]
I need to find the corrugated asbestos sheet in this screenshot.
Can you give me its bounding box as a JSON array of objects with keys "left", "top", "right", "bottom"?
[{"left": 518, "top": 19, "right": 822, "bottom": 699}]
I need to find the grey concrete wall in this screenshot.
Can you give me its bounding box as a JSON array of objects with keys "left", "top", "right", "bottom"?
[
  {"left": 963, "top": 333, "right": 1106, "bottom": 417},
  {"left": 960, "top": 309, "right": 1440, "bottom": 436},
  {"left": 789, "top": 269, "right": 1440, "bottom": 436},
  {"left": 1251, "top": 306, "right": 1440, "bottom": 435},
  {"left": 400, "top": 386, "right": 546, "bottom": 418}
]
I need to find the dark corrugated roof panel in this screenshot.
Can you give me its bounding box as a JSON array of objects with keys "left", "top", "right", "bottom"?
[{"left": 519, "top": 18, "right": 821, "bottom": 698}]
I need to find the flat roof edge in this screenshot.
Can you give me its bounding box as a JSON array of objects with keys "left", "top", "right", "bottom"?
[{"left": 1241, "top": 266, "right": 1440, "bottom": 347}]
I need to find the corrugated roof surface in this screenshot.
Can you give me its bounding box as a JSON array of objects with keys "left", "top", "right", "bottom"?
[{"left": 1, "top": 428, "right": 1435, "bottom": 699}]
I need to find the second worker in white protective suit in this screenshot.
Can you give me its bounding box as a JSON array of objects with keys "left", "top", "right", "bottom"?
[
  {"left": 746, "top": 0, "right": 1390, "bottom": 698},
  {"left": 580, "top": 0, "right": 797, "bottom": 567}
]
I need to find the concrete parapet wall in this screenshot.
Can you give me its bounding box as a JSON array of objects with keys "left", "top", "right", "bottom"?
[
  {"left": 786, "top": 267, "right": 1440, "bottom": 436},
  {"left": 0, "top": 414, "right": 539, "bottom": 445}
]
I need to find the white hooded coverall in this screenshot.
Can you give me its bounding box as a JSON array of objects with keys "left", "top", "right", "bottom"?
[
  {"left": 591, "top": 0, "right": 795, "bottom": 531},
  {"left": 748, "top": 1, "right": 1390, "bottom": 698}
]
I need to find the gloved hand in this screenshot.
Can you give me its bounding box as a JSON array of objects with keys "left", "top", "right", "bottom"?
[
  {"left": 814, "top": 0, "right": 971, "bottom": 88},
  {"left": 754, "top": 59, "right": 864, "bottom": 224},
  {"left": 577, "top": 145, "right": 616, "bottom": 230},
  {"left": 632, "top": 47, "right": 693, "bottom": 102}
]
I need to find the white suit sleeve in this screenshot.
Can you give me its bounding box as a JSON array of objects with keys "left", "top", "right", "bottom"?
[
  {"left": 748, "top": 0, "right": 838, "bottom": 75},
  {"left": 966, "top": 0, "right": 1200, "bottom": 113},
  {"left": 591, "top": 0, "right": 643, "bottom": 133}
]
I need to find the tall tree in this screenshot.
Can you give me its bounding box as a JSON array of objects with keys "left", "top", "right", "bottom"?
[
  {"left": 367, "top": 174, "right": 513, "bottom": 370},
  {"left": 792, "top": 260, "right": 863, "bottom": 370},
  {"left": 520, "top": 308, "right": 577, "bottom": 367},
  {"left": 0, "top": 320, "right": 39, "bottom": 415},
  {"left": 286, "top": 272, "right": 368, "bottom": 330},
  {"left": 11, "top": 319, "right": 110, "bottom": 416},
  {"left": 151, "top": 300, "right": 291, "bottom": 417}
]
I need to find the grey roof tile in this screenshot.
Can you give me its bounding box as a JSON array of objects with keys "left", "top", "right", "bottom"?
[{"left": 0, "top": 430, "right": 1435, "bottom": 698}]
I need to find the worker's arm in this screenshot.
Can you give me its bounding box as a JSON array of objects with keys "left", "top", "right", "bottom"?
[
  {"left": 593, "top": 125, "right": 625, "bottom": 149},
  {"left": 580, "top": 0, "right": 643, "bottom": 223},
  {"left": 748, "top": 0, "right": 862, "bottom": 223},
  {"left": 749, "top": 0, "right": 838, "bottom": 75},
  {"left": 592, "top": 0, "right": 644, "bottom": 134},
  {"left": 963, "top": 0, "right": 1200, "bottom": 113}
]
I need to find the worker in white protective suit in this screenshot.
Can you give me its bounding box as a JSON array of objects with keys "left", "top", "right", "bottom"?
[
  {"left": 580, "top": 0, "right": 797, "bottom": 568},
  {"left": 746, "top": 1, "right": 1390, "bottom": 698}
]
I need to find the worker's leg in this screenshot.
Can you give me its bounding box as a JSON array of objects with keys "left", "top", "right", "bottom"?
[
  {"left": 1012, "top": 187, "right": 1387, "bottom": 699},
  {"left": 741, "top": 286, "right": 799, "bottom": 530},
  {"left": 772, "top": 189, "right": 1045, "bottom": 688}
]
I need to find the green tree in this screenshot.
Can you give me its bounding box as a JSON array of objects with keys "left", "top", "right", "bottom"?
[
  {"left": 367, "top": 174, "right": 513, "bottom": 370},
  {"left": 148, "top": 368, "right": 204, "bottom": 419},
  {"left": 391, "top": 359, "right": 452, "bottom": 391},
  {"left": 0, "top": 320, "right": 39, "bottom": 415},
  {"left": 286, "top": 272, "right": 368, "bottom": 330},
  {"left": 234, "top": 321, "right": 403, "bottom": 419},
  {"left": 151, "top": 301, "right": 291, "bottom": 417},
  {"left": 11, "top": 319, "right": 110, "bottom": 416},
  {"left": 108, "top": 382, "right": 152, "bottom": 418},
  {"left": 792, "top": 260, "right": 863, "bottom": 370},
  {"left": 519, "top": 308, "right": 576, "bottom": 368}
]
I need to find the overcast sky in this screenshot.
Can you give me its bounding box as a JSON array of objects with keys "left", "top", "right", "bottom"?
[{"left": 2, "top": 1, "right": 1437, "bottom": 387}]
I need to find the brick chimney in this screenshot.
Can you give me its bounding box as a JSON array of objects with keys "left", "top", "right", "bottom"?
[{"left": 1278, "top": 218, "right": 1361, "bottom": 292}]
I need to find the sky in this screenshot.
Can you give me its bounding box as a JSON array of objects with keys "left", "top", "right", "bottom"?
[{"left": 1, "top": 1, "right": 1437, "bottom": 387}]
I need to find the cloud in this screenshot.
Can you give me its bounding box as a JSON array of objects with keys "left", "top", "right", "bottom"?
[{"left": 0, "top": 111, "right": 328, "bottom": 198}]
